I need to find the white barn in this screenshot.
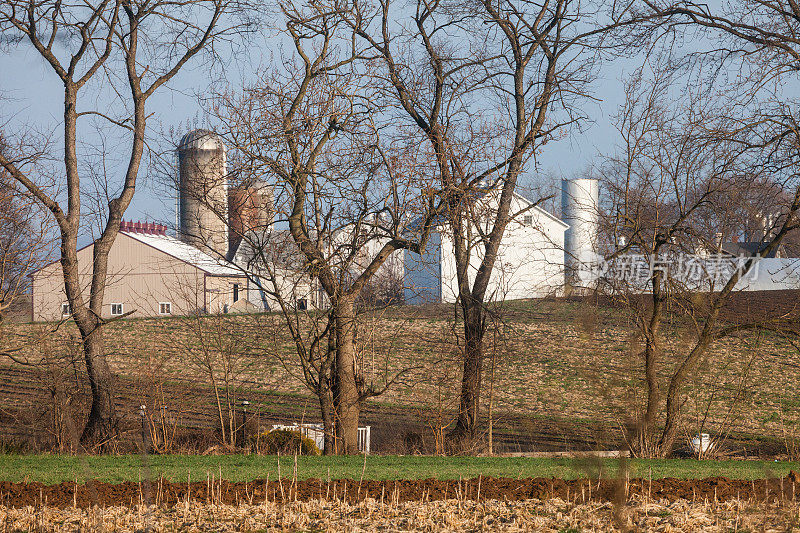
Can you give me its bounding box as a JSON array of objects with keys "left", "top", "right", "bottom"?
[
  {"left": 231, "top": 229, "right": 327, "bottom": 311},
  {"left": 231, "top": 224, "right": 405, "bottom": 311},
  {"left": 404, "top": 190, "right": 569, "bottom": 304}
]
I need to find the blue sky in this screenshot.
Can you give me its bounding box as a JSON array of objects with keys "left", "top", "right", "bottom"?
[{"left": 0, "top": 24, "right": 633, "bottom": 234}]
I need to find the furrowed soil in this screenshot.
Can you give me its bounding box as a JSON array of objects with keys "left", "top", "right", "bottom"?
[
  {"left": 2, "top": 473, "right": 800, "bottom": 509},
  {"left": 4, "top": 293, "right": 800, "bottom": 455}
]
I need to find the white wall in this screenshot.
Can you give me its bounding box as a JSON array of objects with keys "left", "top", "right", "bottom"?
[
  {"left": 404, "top": 193, "right": 567, "bottom": 304},
  {"left": 244, "top": 270, "right": 324, "bottom": 311},
  {"left": 604, "top": 256, "right": 800, "bottom": 294},
  {"left": 734, "top": 258, "right": 800, "bottom": 291},
  {"left": 439, "top": 203, "right": 566, "bottom": 303},
  {"left": 357, "top": 234, "right": 405, "bottom": 284}
]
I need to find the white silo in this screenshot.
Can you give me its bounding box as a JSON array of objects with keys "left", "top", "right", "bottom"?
[
  {"left": 177, "top": 129, "right": 229, "bottom": 259},
  {"left": 562, "top": 178, "right": 600, "bottom": 294}
]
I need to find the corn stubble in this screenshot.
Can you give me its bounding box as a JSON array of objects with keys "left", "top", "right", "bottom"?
[{"left": 2, "top": 496, "right": 799, "bottom": 532}]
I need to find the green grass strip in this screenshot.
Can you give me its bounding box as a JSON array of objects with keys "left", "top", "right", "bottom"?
[{"left": 0, "top": 455, "right": 798, "bottom": 484}]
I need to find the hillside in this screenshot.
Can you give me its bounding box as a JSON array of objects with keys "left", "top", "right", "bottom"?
[{"left": 1, "top": 295, "right": 799, "bottom": 455}]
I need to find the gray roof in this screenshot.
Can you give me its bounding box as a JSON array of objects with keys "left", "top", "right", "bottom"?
[{"left": 721, "top": 241, "right": 781, "bottom": 259}]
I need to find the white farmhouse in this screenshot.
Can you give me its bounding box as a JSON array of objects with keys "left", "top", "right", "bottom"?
[{"left": 404, "top": 189, "right": 570, "bottom": 304}]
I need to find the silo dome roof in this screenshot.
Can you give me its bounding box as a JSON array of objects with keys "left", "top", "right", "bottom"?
[{"left": 178, "top": 129, "right": 225, "bottom": 151}]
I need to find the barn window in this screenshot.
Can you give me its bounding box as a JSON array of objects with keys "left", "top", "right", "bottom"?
[
  {"left": 233, "top": 283, "right": 240, "bottom": 303},
  {"left": 159, "top": 302, "right": 172, "bottom": 315},
  {"left": 297, "top": 298, "right": 307, "bottom": 311},
  {"left": 523, "top": 215, "right": 533, "bottom": 226},
  {"left": 61, "top": 303, "right": 71, "bottom": 317},
  {"left": 110, "top": 303, "right": 124, "bottom": 316}
]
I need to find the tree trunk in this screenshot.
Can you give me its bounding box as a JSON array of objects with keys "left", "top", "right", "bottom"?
[
  {"left": 632, "top": 269, "right": 665, "bottom": 458},
  {"left": 61, "top": 234, "right": 118, "bottom": 451},
  {"left": 333, "top": 299, "right": 360, "bottom": 454},
  {"left": 658, "top": 339, "right": 713, "bottom": 456},
  {"left": 639, "top": 300, "right": 663, "bottom": 455},
  {"left": 78, "top": 327, "right": 117, "bottom": 450},
  {"left": 488, "top": 330, "right": 496, "bottom": 456},
  {"left": 658, "top": 378, "right": 685, "bottom": 457},
  {"left": 638, "top": 337, "right": 660, "bottom": 455},
  {"left": 450, "top": 300, "right": 484, "bottom": 446},
  {"left": 319, "top": 383, "right": 337, "bottom": 455},
  {"left": 320, "top": 330, "right": 339, "bottom": 455},
  {"left": 317, "top": 326, "right": 339, "bottom": 455}
]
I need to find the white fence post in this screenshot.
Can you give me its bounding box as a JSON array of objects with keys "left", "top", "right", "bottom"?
[{"left": 357, "top": 426, "right": 371, "bottom": 454}]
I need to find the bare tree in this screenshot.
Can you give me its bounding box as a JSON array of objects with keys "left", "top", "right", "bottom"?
[
  {"left": 167, "top": 311, "right": 264, "bottom": 449},
  {"left": 346, "top": 0, "right": 646, "bottom": 445},
  {"left": 0, "top": 1, "right": 253, "bottom": 449},
  {"left": 0, "top": 136, "right": 62, "bottom": 360},
  {"left": 600, "top": 65, "right": 800, "bottom": 457},
  {"left": 0, "top": 150, "right": 53, "bottom": 321},
  {"left": 597, "top": 0, "right": 800, "bottom": 456},
  {"left": 232, "top": 230, "right": 341, "bottom": 453},
  {"left": 211, "top": 0, "right": 439, "bottom": 453}
]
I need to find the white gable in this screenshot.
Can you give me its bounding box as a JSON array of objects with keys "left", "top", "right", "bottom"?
[{"left": 404, "top": 187, "right": 568, "bottom": 304}]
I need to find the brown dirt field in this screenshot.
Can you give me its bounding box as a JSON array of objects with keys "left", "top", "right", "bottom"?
[
  {"left": 2, "top": 473, "right": 800, "bottom": 509},
  {"left": 0, "top": 363, "right": 787, "bottom": 457},
  {"left": 0, "top": 365, "right": 629, "bottom": 454},
  {"left": 3, "top": 292, "right": 800, "bottom": 456}
]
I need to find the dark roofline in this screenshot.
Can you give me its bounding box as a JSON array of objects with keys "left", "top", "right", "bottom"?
[{"left": 720, "top": 241, "right": 782, "bottom": 259}]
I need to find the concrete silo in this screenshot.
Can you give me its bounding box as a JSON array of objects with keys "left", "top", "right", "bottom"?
[
  {"left": 227, "top": 180, "right": 275, "bottom": 258},
  {"left": 562, "top": 178, "right": 600, "bottom": 294},
  {"left": 177, "top": 129, "right": 229, "bottom": 259}
]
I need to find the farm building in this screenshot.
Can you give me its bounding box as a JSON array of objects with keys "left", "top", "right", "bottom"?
[
  {"left": 230, "top": 222, "right": 405, "bottom": 312},
  {"left": 31, "top": 222, "right": 248, "bottom": 321},
  {"left": 38, "top": 125, "right": 800, "bottom": 322},
  {"left": 403, "top": 187, "right": 574, "bottom": 304},
  {"left": 230, "top": 229, "right": 327, "bottom": 311}
]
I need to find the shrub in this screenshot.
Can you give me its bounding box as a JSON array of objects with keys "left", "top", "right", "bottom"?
[{"left": 255, "top": 429, "right": 321, "bottom": 456}]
